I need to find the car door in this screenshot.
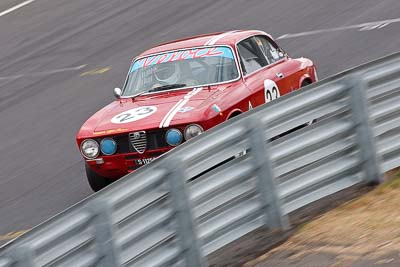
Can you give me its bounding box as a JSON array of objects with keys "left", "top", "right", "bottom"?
[
  {"left": 256, "top": 35, "right": 304, "bottom": 92},
  {"left": 237, "top": 36, "right": 286, "bottom": 110}
]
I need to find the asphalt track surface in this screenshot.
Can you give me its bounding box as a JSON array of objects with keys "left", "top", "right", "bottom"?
[{"left": 0, "top": 0, "right": 400, "bottom": 260}]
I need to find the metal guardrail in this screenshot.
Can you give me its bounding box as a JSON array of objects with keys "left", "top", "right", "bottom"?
[{"left": 1, "top": 52, "right": 400, "bottom": 266}]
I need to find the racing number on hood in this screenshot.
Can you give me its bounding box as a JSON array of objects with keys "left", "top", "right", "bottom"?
[
  {"left": 111, "top": 106, "right": 157, "bottom": 124},
  {"left": 264, "top": 79, "right": 280, "bottom": 103}
]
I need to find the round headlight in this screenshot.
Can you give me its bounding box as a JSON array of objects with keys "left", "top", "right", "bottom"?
[
  {"left": 166, "top": 128, "right": 183, "bottom": 146},
  {"left": 81, "top": 139, "right": 100, "bottom": 159},
  {"left": 184, "top": 124, "right": 204, "bottom": 140},
  {"left": 100, "top": 138, "right": 117, "bottom": 155}
]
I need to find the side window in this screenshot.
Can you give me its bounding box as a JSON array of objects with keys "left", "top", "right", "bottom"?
[
  {"left": 254, "top": 36, "right": 285, "bottom": 64},
  {"left": 237, "top": 38, "right": 268, "bottom": 75}
]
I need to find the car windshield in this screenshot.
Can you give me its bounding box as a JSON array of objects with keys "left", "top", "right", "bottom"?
[{"left": 122, "top": 46, "right": 239, "bottom": 96}]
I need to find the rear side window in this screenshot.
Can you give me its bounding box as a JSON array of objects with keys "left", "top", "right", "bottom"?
[
  {"left": 254, "top": 36, "right": 285, "bottom": 64},
  {"left": 237, "top": 38, "right": 268, "bottom": 75}
]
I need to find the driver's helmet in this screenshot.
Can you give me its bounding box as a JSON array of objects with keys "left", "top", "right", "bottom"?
[{"left": 153, "top": 62, "right": 179, "bottom": 84}]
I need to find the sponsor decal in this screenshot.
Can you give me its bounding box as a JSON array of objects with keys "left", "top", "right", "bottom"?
[
  {"left": 130, "top": 47, "right": 234, "bottom": 72},
  {"left": 264, "top": 79, "right": 280, "bottom": 103},
  {"left": 93, "top": 128, "right": 129, "bottom": 135},
  {"left": 178, "top": 106, "right": 194, "bottom": 113},
  {"left": 212, "top": 104, "right": 223, "bottom": 116},
  {"left": 159, "top": 87, "right": 203, "bottom": 128},
  {"left": 111, "top": 106, "right": 157, "bottom": 124}
]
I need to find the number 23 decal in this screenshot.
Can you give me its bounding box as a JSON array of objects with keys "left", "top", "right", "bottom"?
[
  {"left": 264, "top": 79, "right": 281, "bottom": 103},
  {"left": 111, "top": 106, "right": 157, "bottom": 124}
]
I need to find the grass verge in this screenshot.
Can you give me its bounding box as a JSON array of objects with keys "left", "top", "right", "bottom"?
[{"left": 244, "top": 169, "right": 400, "bottom": 266}]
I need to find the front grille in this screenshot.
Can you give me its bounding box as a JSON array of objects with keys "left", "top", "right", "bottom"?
[
  {"left": 129, "top": 131, "right": 146, "bottom": 154},
  {"left": 147, "top": 130, "right": 169, "bottom": 150},
  {"left": 105, "top": 130, "right": 169, "bottom": 155}
]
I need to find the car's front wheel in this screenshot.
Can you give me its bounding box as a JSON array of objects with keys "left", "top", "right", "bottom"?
[{"left": 85, "top": 163, "right": 112, "bottom": 192}]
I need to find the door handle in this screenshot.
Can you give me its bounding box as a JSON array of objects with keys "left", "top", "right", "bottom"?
[{"left": 276, "top": 72, "right": 284, "bottom": 79}]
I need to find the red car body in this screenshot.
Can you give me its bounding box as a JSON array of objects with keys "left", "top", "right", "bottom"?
[{"left": 76, "top": 30, "right": 317, "bottom": 191}]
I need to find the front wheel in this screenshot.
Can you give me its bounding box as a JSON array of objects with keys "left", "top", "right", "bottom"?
[{"left": 85, "top": 163, "right": 112, "bottom": 192}]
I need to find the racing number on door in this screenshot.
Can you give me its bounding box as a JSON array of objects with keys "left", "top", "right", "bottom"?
[
  {"left": 264, "top": 79, "right": 280, "bottom": 103},
  {"left": 265, "top": 87, "right": 279, "bottom": 102}
]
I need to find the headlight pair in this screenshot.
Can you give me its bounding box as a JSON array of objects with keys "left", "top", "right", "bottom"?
[
  {"left": 81, "top": 138, "right": 117, "bottom": 159},
  {"left": 165, "top": 124, "right": 203, "bottom": 146}
]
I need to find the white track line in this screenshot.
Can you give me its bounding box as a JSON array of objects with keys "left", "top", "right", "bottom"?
[
  {"left": 0, "top": 65, "right": 87, "bottom": 80},
  {"left": 0, "top": 0, "right": 35, "bottom": 17},
  {"left": 277, "top": 17, "right": 400, "bottom": 39}
]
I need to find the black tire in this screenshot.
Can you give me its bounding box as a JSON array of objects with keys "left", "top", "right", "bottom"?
[
  {"left": 301, "top": 79, "right": 317, "bottom": 125},
  {"left": 301, "top": 79, "right": 312, "bottom": 87},
  {"left": 85, "top": 163, "right": 112, "bottom": 192}
]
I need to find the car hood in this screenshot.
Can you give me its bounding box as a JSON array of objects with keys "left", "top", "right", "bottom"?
[{"left": 83, "top": 87, "right": 222, "bottom": 135}]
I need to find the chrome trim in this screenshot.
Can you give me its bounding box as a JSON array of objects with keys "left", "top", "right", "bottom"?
[
  {"left": 121, "top": 45, "right": 242, "bottom": 98},
  {"left": 242, "top": 58, "right": 287, "bottom": 79},
  {"left": 129, "top": 131, "right": 147, "bottom": 154},
  {"left": 235, "top": 32, "right": 288, "bottom": 78},
  {"left": 184, "top": 124, "right": 204, "bottom": 140},
  {"left": 86, "top": 158, "right": 105, "bottom": 165},
  {"left": 80, "top": 139, "right": 100, "bottom": 159}
]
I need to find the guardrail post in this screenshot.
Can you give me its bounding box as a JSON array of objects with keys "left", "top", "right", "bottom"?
[
  {"left": 163, "top": 158, "right": 206, "bottom": 267},
  {"left": 347, "top": 75, "right": 383, "bottom": 184},
  {"left": 8, "top": 245, "right": 35, "bottom": 267},
  {"left": 88, "top": 199, "right": 120, "bottom": 266},
  {"left": 248, "top": 118, "right": 289, "bottom": 230}
]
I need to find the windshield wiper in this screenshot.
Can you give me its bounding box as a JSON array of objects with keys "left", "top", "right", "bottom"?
[
  {"left": 148, "top": 83, "right": 187, "bottom": 92},
  {"left": 131, "top": 91, "right": 148, "bottom": 100}
]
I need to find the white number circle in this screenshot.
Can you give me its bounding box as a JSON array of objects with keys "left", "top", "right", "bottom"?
[
  {"left": 264, "top": 79, "right": 281, "bottom": 103},
  {"left": 111, "top": 106, "right": 157, "bottom": 124}
]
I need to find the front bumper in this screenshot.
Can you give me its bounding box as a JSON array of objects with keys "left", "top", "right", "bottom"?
[{"left": 85, "top": 147, "right": 171, "bottom": 180}]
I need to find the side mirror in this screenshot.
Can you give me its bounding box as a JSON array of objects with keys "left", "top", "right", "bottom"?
[{"left": 113, "top": 88, "right": 122, "bottom": 99}]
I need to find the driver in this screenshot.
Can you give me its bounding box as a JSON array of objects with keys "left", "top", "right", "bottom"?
[
  {"left": 153, "top": 62, "right": 180, "bottom": 85},
  {"left": 152, "top": 61, "right": 199, "bottom": 89}
]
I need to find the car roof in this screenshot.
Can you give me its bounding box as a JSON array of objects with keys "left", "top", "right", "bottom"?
[{"left": 138, "top": 30, "right": 271, "bottom": 58}]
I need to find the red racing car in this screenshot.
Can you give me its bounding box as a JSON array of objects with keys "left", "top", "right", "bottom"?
[{"left": 76, "top": 30, "right": 317, "bottom": 191}]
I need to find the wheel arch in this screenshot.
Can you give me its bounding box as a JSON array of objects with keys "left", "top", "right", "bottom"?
[
  {"left": 227, "top": 108, "right": 243, "bottom": 120},
  {"left": 299, "top": 75, "right": 313, "bottom": 88}
]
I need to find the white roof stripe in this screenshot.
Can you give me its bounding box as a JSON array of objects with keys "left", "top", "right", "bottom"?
[{"left": 204, "top": 30, "right": 237, "bottom": 46}]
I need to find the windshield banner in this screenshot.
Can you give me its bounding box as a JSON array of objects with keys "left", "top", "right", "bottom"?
[{"left": 131, "top": 47, "right": 234, "bottom": 72}]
